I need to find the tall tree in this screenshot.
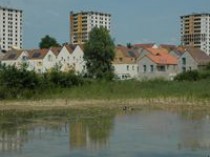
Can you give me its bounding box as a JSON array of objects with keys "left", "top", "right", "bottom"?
[
  {"left": 84, "top": 27, "right": 115, "bottom": 80},
  {"left": 39, "top": 35, "right": 60, "bottom": 49}
]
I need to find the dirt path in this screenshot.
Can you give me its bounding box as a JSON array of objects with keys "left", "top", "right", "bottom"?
[{"left": 0, "top": 97, "right": 209, "bottom": 111}]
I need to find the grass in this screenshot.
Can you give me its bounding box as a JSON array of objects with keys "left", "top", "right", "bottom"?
[
  {"left": 32, "top": 79, "right": 210, "bottom": 101},
  {"left": 1, "top": 78, "right": 204, "bottom": 111},
  {"left": 1, "top": 79, "right": 210, "bottom": 111}
]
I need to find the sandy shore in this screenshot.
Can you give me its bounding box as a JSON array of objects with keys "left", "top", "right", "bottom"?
[{"left": 0, "top": 97, "right": 210, "bottom": 111}]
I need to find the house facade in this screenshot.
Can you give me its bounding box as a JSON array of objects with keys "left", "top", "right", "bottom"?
[
  {"left": 137, "top": 47, "right": 178, "bottom": 80},
  {"left": 1, "top": 49, "right": 28, "bottom": 68},
  {"left": 178, "top": 47, "right": 210, "bottom": 72},
  {"left": 113, "top": 46, "right": 138, "bottom": 79},
  {"left": 1, "top": 44, "right": 210, "bottom": 81}
]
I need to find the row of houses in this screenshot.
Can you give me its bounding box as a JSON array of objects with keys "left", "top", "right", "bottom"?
[
  {"left": 1, "top": 45, "right": 85, "bottom": 74},
  {"left": 1, "top": 43, "right": 210, "bottom": 80}
]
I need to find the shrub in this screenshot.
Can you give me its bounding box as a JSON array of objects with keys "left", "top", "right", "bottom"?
[
  {"left": 47, "top": 69, "right": 83, "bottom": 88},
  {"left": 174, "top": 70, "right": 200, "bottom": 81}
]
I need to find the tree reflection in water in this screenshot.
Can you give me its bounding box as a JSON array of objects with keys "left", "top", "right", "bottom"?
[
  {"left": 0, "top": 109, "right": 116, "bottom": 153},
  {"left": 69, "top": 109, "right": 115, "bottom": 150}
]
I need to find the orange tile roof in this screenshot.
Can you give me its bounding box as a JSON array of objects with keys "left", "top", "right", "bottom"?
[
  {"left": 146, "top": 53, "right": 178, "bottom": 65},
  {"left": 145, "top": 47, "right": 169, "bottom": 56}
]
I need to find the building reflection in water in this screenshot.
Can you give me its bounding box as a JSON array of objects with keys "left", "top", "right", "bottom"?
[
  {"left": 69, "top": 111, "right": 115, "bottom": 150},
  {"left": 0, "top": 109, "right": 116, "bottom": 153},
  {"left": 178, "top": 109, "right": 210, "bottom": 151},
  {"left": 0, "top": 129, "right": 28, "bottom": 153}
]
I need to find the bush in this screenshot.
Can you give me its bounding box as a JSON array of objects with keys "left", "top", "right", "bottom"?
[
  {"left": 47, "top": 69, "right": 84, "bottom": 88},
  {"left": 174, "top": 70, "right": 200, "bottom": 81}
]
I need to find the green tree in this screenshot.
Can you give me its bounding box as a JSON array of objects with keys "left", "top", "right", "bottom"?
[
  {"left": 84, "top": 27, "right": 115, "bottom": 80},
  {"left": 39, "top": 35, "right": 60, "bottom": 49}
]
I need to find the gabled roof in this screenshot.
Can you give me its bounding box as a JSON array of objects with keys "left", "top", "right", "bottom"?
[
  {"left": 186, "top": 47, "right": 210, "bottom": 65},
  {"left": 64, "top": 44, "right": 77, "bottom": 54},
  {"left": 2, "top": 49, "right": 23, "bottom": 61},
  {"left": 146, "top": 53, "right": 178, "bottom": 65},
  {"left": 50, "top": 47, "right": 62, "bottom": 56},
  {"left": 133, "top": 43, "right": 156, "bottom": 48},
  {"left": 159, "top": 44, "right": 177, "bottom": 52},
  {"left": 113, "top": 46, "right": 136, "bottom": 64},
  {"left": 145, "top": 47, "right": 169, "bottom": 56},
  {"left": 28, "top": 49, "right": 49, "bottom": 60},
  {"left": 138, "top": 47, "right": 178, "bottom": 65},
  {"left": 115, "top": 46, "right": 130, "bottom": 57}
]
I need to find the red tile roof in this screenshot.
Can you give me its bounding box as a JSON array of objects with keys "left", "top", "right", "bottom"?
[
  {"left": 140, "top": 47, "right": 178, "bottom": 65},
  {"left": 147, "top": 53, "right": 178, "bottom": 65}
]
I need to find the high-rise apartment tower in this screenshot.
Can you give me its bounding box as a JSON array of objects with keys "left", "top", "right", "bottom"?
[
  {"left": 70, "top": 11, "right": 111, "bottom": 44},
  {"left": 0, "top": 6, "right": 23, "bottom": 51},
  {"left": 181, "top": 13, "right": 210, "bottom": 55}
]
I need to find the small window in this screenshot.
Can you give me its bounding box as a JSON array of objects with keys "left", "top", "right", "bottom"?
[
  {"left": 127, "top": 65, "right": 129, "bottom": 71},
  {"left": 48, "top": 55, "right": 52, "bottom": 62},
  {"left": 143, "top": 65, "right": 146, "bottom": 73},
  {"left": 150, "top": 65, "right": 154, "bottom": 72},
  {"left": 182, "top": 57, "right": 186, "bottom": 65}
]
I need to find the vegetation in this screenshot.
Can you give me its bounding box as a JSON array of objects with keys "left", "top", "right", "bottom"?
[
  {"left": 39, "top": 35, "right": 60, "bottom": 49},
  {"left": 84, "top": 27, "right": 115, "bottom": 80},
  {"left": 175, "top": 68, "right": 210, "bottom": 81},
  {"left": 0, "top": 63, "right": 210, "bottom": 101},
  {"left": 0, "top": 64, "right": 83, "bottom": 99}
]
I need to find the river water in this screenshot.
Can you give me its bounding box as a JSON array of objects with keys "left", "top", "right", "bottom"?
[{"left": 0, "top": 108, "right": 210, "bottom": 157}]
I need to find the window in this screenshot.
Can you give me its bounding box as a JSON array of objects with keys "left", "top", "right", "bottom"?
[
  {"left": 143, "top": 65, "right": 146, "bottom": 73},
  {"left": 150, "top": 65, "right": 154, "bottom": 72},
  {"left": 48, "top": 55, "right": 52, "bottom": 62},
  {"left": 157, "top": 66, "right": 166, "bottom": 72},
  {"left": 127, "top": 65, "right": 129, "bottom": 71},
  {"left": 182, "top": 57, "right": 186, "bottom": 65}
]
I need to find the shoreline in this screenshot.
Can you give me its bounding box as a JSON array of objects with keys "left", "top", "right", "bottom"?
[{"left": 0, "top": 97, "right": 210, "bottom": 111}]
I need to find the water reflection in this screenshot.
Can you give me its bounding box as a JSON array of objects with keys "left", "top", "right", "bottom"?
[
  {"left": 0, "top": 108, "right": 210, "bottom": 156},
  {"left": 178, "top": 108, "right": 210, "bottom": 151},
  {"left": 69, "top": 109, "right": 115, "bottom": 150},
  {"left": 0, "top": 109, "right": 115, "bottom": 154}
]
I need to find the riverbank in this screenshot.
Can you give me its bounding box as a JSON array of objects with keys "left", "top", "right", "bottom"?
[{"left": 1, "top": 97, "right": 210, "bottom": 111}]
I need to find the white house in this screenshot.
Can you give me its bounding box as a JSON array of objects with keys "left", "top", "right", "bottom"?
[
  {"left": 70, "top": 45, "right": 86, "bottom": 74},
  {"left": 28, "top": 48, "right": 57, "bottom": 73},
  {"left": 56, "top": 45, "right": 73, "bottom": 72},
  {"left": 113, "top": 46, "right": 138, "bottom": 80},
  {"left": 1, "top": 49, "right": 29, "bottom": 68}
]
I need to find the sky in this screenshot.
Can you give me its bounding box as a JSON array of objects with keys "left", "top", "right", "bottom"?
[{"left": 1, "top": 0, "right": 210, "bottom": 48}]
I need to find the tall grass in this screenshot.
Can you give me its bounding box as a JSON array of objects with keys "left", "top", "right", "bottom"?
[{"left": 32, "top": 79, "right": 210, "bottom": 101}]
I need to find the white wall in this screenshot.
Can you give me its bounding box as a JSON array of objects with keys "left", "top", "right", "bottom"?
[{"left": 113, "top": 63, "right": 138, "bottom": 80}]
